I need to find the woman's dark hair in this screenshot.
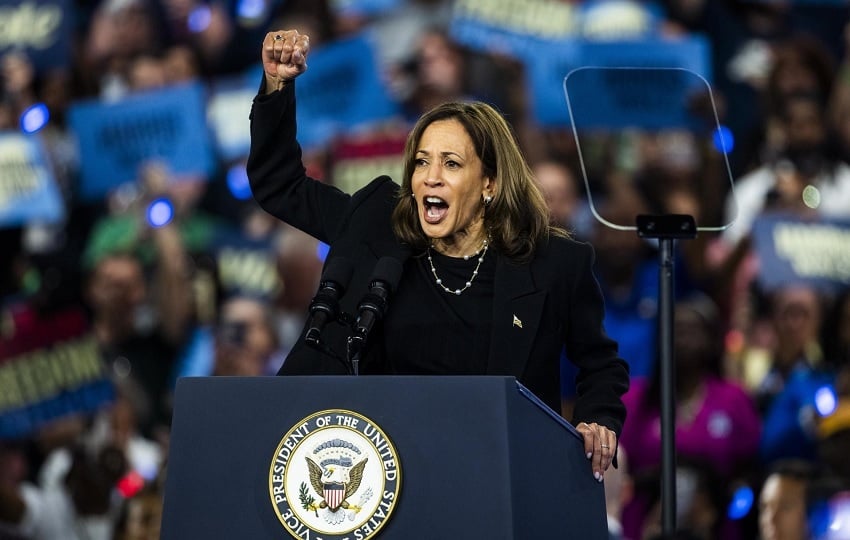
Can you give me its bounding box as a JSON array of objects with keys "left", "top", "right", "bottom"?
[{"left": 391, "top": 100, "right": 567, "bottom": 262}]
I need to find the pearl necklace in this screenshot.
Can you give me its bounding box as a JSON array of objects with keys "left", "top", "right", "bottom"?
[{"left": 427, "top": 238, "right": 490, "bottom": 296}]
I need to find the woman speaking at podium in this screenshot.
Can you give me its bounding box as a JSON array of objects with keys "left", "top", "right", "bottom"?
[{"left": 247, "top": 29, "right": 629, "bottom": 481}]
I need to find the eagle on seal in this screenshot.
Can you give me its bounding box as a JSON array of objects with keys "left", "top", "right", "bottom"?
[{"left": 306, "top": 456, "right": 368, "bottom": 512}]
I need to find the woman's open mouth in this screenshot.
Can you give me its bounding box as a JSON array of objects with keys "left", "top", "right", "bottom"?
[{"left": 423, "top": 196, "right": 449, "bottom": 224}]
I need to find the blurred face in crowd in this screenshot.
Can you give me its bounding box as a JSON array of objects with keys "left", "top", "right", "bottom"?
[
  {"left": 591, "top": 190, "right": 648, "bottom": 280},
  {"left": 772, "top": 285, "right": 821, "bottom": 366},
  {"left": 128, "top": 55, "right": 167, "bottom": 91},
  {"left": 673, "top": 303, "right": 714, "bottom": 378},
  {"left": 416, "top": 31, "right": 463, "bottom": 95},
  {"left": 119, "top": 491, "right": 162, "bottom": 540},
  {"left": 214, "top": 297, "right": 277, "bottom": 376},
  {"left": 759, "top": 473, "right": 809, "bottom": 540},
  {"left": 411, "top": 118, "right": 492, "bottom": 255},
  {"left": 87, "top": 254, "right": 147, "bottom": 326},
  {"left": 163, "top": 46, "right": 200, "bottom": 84},
  {"left": 533, "top": 161, "right": 579, "bottom": 227},
  {"left": 112, "top": 2, "right": 158, "bottom": 57},
  {"left": 773, "top": 51, "right": 821, "bottom": 100},
  {"left": 275, "top": 226, "right": 321, "bottom": 313},
  {"left": 1, "top": 52, "right": 34, "bottom": 95},
  {"left": 783, "top": 96, "right": 826, "bottom": 155}
]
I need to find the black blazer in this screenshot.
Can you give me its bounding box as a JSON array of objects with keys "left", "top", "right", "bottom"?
[{"left": 247, "top": 84, "right": 629, "bottom": 434}]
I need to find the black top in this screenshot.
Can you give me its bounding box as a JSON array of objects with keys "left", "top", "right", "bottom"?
[
  {"left": 247, "top": 83, "right": 629, "bottom": 434},
  {"left": 384, "top": 251, "right": 496, "bottom": 376}
]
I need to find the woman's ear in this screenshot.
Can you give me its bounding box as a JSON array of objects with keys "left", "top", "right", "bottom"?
[{"left": 483, "top": 177, "right": 495, "bottom": 197}]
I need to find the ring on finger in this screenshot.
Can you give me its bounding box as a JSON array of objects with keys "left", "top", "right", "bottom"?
[
  {"left": 274, "top": 34, "right": 283, "bottom": 41},
  {"left": 600, "top": 444, "right": 610, "bottom": 449}
]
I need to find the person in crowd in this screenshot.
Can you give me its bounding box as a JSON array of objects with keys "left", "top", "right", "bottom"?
[
  {"left": 272, "top": 224, "right": 324, "bottom": 365},
  {"left": 754, "top": 284, "right": 838, "bottom": 465},
  {"left": 79, "top": 0, "right": 167, "bottom": 99},
  {"left": 639, "top": 459, "right": 729, "bottom": 540},
  {"left": 761, "top": 35, "right": 836, "bottom": 154},
  {"left": 758, "top": 459, "right": 818, "bottom": 540},
  {"left": 248, "top": 29, "right": 629, "bottom": 481},
  {"left": 803, "top": 290, "right": 850, "bottom": 479},
  {"left": 532, "top": 159, "right": 587, "bottom": 234},
  {"left": 722, "top": 90, "right": 850, "bottom": 247},
  {"left": 0, "top": 418, "right": 129, "bottom": 540},
  {"left": 817, "top": 399, "right": 850, "bottom": 485},
  {"left": 754, "top": 285, "right": 828, "bottom": 403},
  {"left": 113, "top": 479, "right": 164, "bottom": 540},
  {"left": 211, "top": 294, "right": 283, "bottom": 377},
  {"left": 82, "top": 251, "right": 179, "bottom": 440},
  {"left": 619, "top": 295, "right": 761, "bottom": 538},
  {"left": 399, "top": 28, "right": 473, "bottom": 121},
  {"left": 587, "top": 191, "right": 659, "bottom": 380}
]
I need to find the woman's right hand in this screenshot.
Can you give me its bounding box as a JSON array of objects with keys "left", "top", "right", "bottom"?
[{"left": 262, "top": 29, "right": 310, "bottom": 93}]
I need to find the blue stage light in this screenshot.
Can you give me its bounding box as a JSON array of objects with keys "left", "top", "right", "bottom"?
[
  {"left": 188, "top": 5, "right": 212, "bottom": 32},
  {"left": 227, "top": 164, "right": 253, "bottom": 200},
  {"left": 816, "top": 385, "right": 838, "bottom": 417},
  {"left": 810, "top": 492, "right": 850, "bottom": 539},
  {"left": 20, "top": 103, "right": 49, "bottom": 134},
  {"left": 236, "top": 0, "right": 265, "bottom": 20},
  {"left": 727, "top": 485, "right": 754, "bottom": 520},
  {"left": 712, "top": 125, "right": 734, "bottom": 154},
  {"left": 147, "top": 197, "right": 174, "bottom": 228}
]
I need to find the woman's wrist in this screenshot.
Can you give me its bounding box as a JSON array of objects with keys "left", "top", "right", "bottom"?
[{"left": 263, "top": 74, "right": 288, "bottom": 95}]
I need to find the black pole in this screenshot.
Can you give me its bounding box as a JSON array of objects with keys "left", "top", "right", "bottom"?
[
  {"left": 658, "top": 237, "right": 677, "bottom": 538},
  {"left": 636, "top": 214, "right": 696, "bottom": 539}
]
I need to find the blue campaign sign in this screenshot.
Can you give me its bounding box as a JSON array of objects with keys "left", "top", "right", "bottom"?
[
  {"left": 330, "top": 0, "right": 403, "bottom": 17},
  {"left": 68, "top": 82, "right": 217, "bottom": 201},
  {"left": 294, "top": 33, "right": 400, "bottom": 151},
  {"left": 0, "top": 133, "right": 64, "bottom": 227},
  {"left": 450, "top": 0, "right": 664, "bottom": 59},
  {"left": 450, "top": 0, "right": 579, "bottom": 58},
  {"left": 564, "top": 66, "right": 714, "bottom": 131},
  {"left": 207, "top": 72, "right": 258, "bottom": 161},
  {"left": 0, "top": 306, "right": 115, "bottom": 440},
  {"left": 0, "top": 0, "right": 73, "bottom": 71},
  {"left": 528, "top": 35, "right": 712, "bottom": 128},
  {"left": 751, "top": 213, "right": 850, "bottom": 294},
  {"left": 579, "top": 0, "right": 665, "bottom": 39},
  {"left": 211, "top": 227, "right": 282, "bottom": 298}
]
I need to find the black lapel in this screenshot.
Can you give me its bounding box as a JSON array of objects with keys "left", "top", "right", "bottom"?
[{"left": 487, "top": 255, "right": 546, "bottom": 378}]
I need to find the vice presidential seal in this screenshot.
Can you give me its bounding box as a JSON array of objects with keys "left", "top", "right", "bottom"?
[{"left": 269, "top": 410, "right": 401, "bottom": 539}]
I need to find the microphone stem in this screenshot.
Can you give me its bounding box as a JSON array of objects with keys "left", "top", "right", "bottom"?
[{"left": 346, "top": 336, "right": 362, "bottom": 376}]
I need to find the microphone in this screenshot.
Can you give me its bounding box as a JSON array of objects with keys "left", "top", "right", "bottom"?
[
  {"left": 351, "top": 256, "right": 404, "bottom": 346},
  {"left": 304, "top": 257, "right": 354, "bottom": 347}
]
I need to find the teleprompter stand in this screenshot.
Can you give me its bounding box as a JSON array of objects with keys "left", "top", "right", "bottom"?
[{"left": 636, "top": 213, "right": 697, "bottom": 538}]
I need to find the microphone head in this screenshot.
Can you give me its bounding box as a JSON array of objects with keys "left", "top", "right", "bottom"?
[
  {"left": 371, "top": 256, "right": 404, "bottom": 293},
  {"left": 321, "top": 256, "right": 355, "bottom": 292}
]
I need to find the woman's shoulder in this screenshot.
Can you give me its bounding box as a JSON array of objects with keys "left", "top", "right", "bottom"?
[
  {"left": 350, "top": 175, "right": 401, "bottom": 203},
  {"left": 539, "top": 232, "right": 592, "bottom": 251},
  {"left": 534, "top": 234, "right": 595, "bottom": 267}
]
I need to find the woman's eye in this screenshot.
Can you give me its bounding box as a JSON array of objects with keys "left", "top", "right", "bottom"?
[
  {"left": 414, "top": 158, "right": 427, "bottom": 167},
  {"left": 445, "top": 160, "right": 459, "bottom": 168}
]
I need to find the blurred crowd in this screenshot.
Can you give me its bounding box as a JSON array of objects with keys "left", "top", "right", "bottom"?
[{"left": 1, "top": 0, "right": 850, "bottom": 538}]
